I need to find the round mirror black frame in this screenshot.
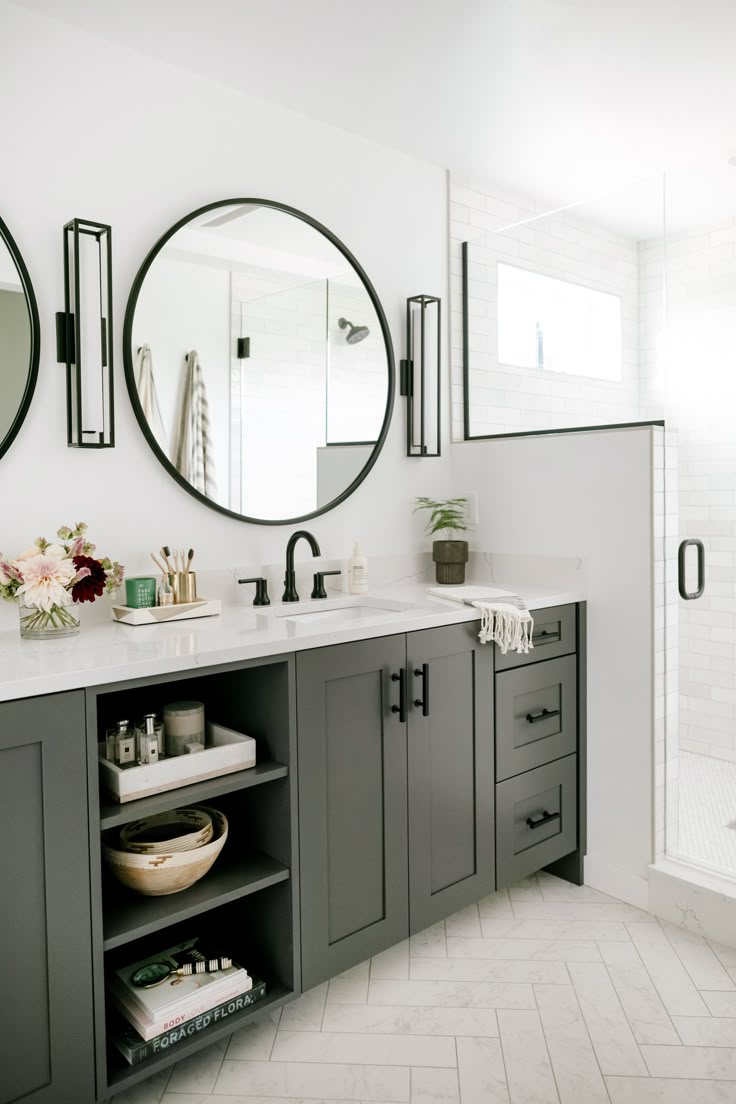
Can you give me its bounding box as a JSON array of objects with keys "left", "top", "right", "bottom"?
[
  {"left": 0, "top": 214, "right": 40, "bottom": 462},
  {"left": 123, "top": 198, "right": 396, "bottom": 526}
]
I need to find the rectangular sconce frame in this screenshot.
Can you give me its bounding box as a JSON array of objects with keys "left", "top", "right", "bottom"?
[
  {"left": 400, "top": 294, "right": 441, "bottom": 457},
  {"left": 56, "top": 218, "right": 115, "bottom": 448}
]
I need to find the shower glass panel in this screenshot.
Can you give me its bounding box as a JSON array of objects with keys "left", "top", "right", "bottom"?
[{"left": 662, "top": 157, "right": 736, "bottom": 878}]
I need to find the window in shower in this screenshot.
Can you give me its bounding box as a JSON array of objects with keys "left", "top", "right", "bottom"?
[{"left": 497, "top": 262, "right": 622, "bottom": 382}]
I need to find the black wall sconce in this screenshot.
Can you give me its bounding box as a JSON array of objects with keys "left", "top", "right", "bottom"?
[
  {"left": 56, "top": 218, "right": 115, "bottom": 448},
  {"left": 400, "top": 294, "right": 441, "bottom": 457}
]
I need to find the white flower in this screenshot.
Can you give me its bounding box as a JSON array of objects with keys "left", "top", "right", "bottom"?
[
  {"left": 15, "top": 554, "right": 76, "bottom": 612},
  {"left": 15, "top": 546, "right": 41, "bottom": 562},
  {"left": 44, "top": 543, "right": 68, "bottom": 559}
]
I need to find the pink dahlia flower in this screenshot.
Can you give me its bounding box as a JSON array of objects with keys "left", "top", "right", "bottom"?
[{"left": 15, "top": 553, "right": 76, "bottom": 611}]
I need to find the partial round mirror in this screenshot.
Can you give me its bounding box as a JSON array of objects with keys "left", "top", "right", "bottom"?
[
  {"left": 0, "top": 215, "right": 40, "bottom": 460},
  {"left": 123, "top": 199, "right": 394, "bottom": 524}
]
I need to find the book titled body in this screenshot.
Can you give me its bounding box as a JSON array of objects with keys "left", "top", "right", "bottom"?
[{"left": 111, "top": 980, "right": 267, "bottom": 1065}]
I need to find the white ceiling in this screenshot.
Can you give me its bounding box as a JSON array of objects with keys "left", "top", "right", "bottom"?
[{"left": 12, "top": 0, "right": 736, "bottom": 228}]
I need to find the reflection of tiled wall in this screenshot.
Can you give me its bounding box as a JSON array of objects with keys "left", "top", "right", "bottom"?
[{"left": 449, "top": 173, "right": 641, "bottom": 439}]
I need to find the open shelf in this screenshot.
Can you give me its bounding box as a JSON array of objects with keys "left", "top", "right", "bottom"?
[
  {"left": 102, "top": 850, "right": 290, "bottom": 950},
  {"left": 99, "top": 760, "right": 288, "bottom": 830},
  {"left": 105, "top": 979, "right": 292, "bottom": 1092}
]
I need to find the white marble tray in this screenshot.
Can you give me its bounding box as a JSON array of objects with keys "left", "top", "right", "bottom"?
[{"left": 111, "top": 598, "right": 221, "bottom": 625}]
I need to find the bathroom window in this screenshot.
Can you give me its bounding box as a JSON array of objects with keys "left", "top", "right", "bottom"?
[{"left": 497, "top": 262, "right": 622, "bottom": 382}]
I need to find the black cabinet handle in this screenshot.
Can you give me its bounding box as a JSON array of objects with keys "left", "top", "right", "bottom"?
[
  {"left": 391, "top": 669, "right": 407, "bottom": 723},
  {"left": 678, "top": 538, "right": 705, "bottom": 600},
  {"left": 413, "top": 663, "right": 429, "bottom": 717},
  {"left": 526, "top": 810, "right": 560, "bottom": 830},
  {"left": 534, "top": 628, "right": 560, "bottom": 643},
  {"left": 526, "top": 708, "right": 560, "bottom": 724}
]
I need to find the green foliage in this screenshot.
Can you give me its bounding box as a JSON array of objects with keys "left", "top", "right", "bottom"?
[{"left": 413, "top": 496, "right": 472, "bottom": 540}]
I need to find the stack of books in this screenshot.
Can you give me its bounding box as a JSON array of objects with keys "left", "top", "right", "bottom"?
[{"left": 109, "top": 936, "right": 266, "bottom": 1065}]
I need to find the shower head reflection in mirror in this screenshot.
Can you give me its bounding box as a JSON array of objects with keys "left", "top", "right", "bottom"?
[{"left": 125, "top": 199, "right": 394, "bottom": 525}]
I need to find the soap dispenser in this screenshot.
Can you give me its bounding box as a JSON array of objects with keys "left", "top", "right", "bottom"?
[{"left": 348, "top": 543, "right": 368, "bottom": 594}]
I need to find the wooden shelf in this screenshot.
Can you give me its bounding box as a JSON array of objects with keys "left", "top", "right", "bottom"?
[
  {"left": 102, "top": 850, "right": 289, "bottom": 950},
  {"left": 99, "top": 760, "right": 288, "bottom": 830},
  {"left": 105, "top": 980, "right": 292, "bottom": 1093}
]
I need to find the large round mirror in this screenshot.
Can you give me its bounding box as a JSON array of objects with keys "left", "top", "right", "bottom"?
[
  {"left": 123, "top": 199, "right": 394, "bottom": 524},
  {"left": 0, "top": 214, "right": 40, "bottom": 460}
]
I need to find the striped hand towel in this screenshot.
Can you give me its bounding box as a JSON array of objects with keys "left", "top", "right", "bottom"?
[
  {"left": 174, "top": 350, "right": 217, "bottom": 499},
  {"left": 427, "top": 585, "right": 534, "bottom": 655}
]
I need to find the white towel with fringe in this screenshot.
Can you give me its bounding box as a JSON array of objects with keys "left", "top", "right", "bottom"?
[
  {"left": 134, "top": 344, "right": 168, "bottom": 451},
  {"left": 174, "top": 350, "right": 217, "bottom": 499},
  {"left": 427, "top": 585, "right": 534, "bottom": 655}
]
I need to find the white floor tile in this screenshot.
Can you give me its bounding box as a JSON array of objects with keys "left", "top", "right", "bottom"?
[
  {"left": 228, "top": 1012, "right": 282, "bottom": 1060},
  {"left": 372, "top": 943, "right": 410, "bottom": 981},
  {"left": 566, "top": 963, "right": 648, "bottom": 1076},
  {"left": 497, "top": 1009, "right": 560, "bottom": 1104},
  {"left": 641, "top": 1044, "right": 736, "bottom": 1079},
  {"left": 481, "top": 919, "right": 630, "bottom": 941},
  {"left": 606, "top": 1076, "right": 736, "bottom": 1102},
  {"left": 161, "top": 1097, "right": 354, "bottom": 1104},
  {"left": 166, "top": 1038, "right": 228, "bottom": 1094},
  {"left": 626, "top": 924, "right": 710, "bottom": 1016},
  {"left": 534, "top": 984, "right": 609, "bottom": 1104},
  {"left": 536, "top": 874, "right": 620, "bottom": 904},
  {"left": 410, "top": 923, "right": 448, "bottom": 958},
  {"left": 329, "top": 963, "right": 371, "bottom": 1004},
  {"left": 445, "top": 904, "right": 482, "bottom": 939},
  {"left": 456, "top": 1036, "right": 510, "bottom": 1104},
  {"left": 477, "top": 890, "right": 514, "bottom": 919},
  {"left": 446, "top": 938, "right": 601, "bottom": 963},
  {"left": 672, "top": 1016, "right": 736, "bottom": 1046},
  {"left": 270, "top": 1031, "right": 457, "bottom": 1067},
  {"left": 410, "top": 958, "right": 569, "bottom": 984},
  {"left": 702, "top": 991, "right": 736, "bottom": 1017},
  {"left": 213, "top": 1059, "right": 411, "bottom": 1100},
  {"left": 321, "top": 1004, "right": 499, "bottom": 1037},
  {"left": 510, "top": 901, "right": 654, "bottom": 923},
  {"left": 279, "top": 983, "right": 329, "bottom": 1031},
  {"left": 661, "top": 923, "right": 736, "bottom": 991},
  {"left": 410, "top": 1067, "right": 460, "bottom": 1104},
  {"left": 368, "top": 979, "right": 535, "bottom": 1009},
  {"left": 112, "top": 1069, "right": 171, "bottom": 1103},
  {"left": 597, "top": 941, "right": 680, "bottom": 1045}
]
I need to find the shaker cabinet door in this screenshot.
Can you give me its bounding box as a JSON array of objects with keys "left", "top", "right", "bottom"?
[
  {"left": 0, "top": 691, "right": 94, "bottom": 1104},
  {"left": 297, "top": 636, "right": 409, "bottom": 990},
  {"left": 406, "top": 622, "right": 495, "bottom": 934}
]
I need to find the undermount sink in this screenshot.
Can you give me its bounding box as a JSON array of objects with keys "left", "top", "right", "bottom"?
[{"left": 258, "top": 596, "right": 412, "bottom": 629}]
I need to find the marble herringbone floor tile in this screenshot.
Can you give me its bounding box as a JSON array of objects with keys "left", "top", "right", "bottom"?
[{"left": 116, "top": 875, "right": 736, "bottom": 1104}]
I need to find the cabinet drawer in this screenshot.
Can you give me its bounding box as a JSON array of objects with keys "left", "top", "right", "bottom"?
[
  {"left": 495, "top": 604, "right": 576, "bottom": 670},
  {"left": 496, "top": 754, "right": 577, "bottom": 886},
  {"left": 496, "top": 654, "right": 577, "bottom": 781}
]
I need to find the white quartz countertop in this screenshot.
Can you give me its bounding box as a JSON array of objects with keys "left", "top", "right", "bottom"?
[{"left": 0, "top": 579, "right": 584, "bottom": 702}]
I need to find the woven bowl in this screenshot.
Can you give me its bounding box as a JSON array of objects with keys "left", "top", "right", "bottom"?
[
  {"left": 119, "top": 806, "right": 213, "bottom": 854},
  {"left": 103, "top": 806, "right": 227, "bottom": 896}
]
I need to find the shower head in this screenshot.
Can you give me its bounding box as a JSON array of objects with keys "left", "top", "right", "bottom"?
[{"left": 338, "top": 317, "right": 370, "bottom": 345}]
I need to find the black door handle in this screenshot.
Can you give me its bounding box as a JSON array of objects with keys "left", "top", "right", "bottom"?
[
  {"left": 413, "top": 663, "right": 429, "bottom": 717},
  {"left": 678, "top": 538, "right": 705, "bottom": 600},
  {"left": 526, "top": 708, "right": 560, "bottom": 724},
  {"left": 526, "top": 810, "right": 560, "bottom": 830},
  {"left": 391, "top": 669, "right": 407, "bottom": 723},
  {"left": 534, "top": 628, "right": 560, "bottom": 643}
]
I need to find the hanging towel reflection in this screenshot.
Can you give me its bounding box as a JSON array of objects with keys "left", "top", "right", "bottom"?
[
  {"left": 173, "top": 350, "right": 217, "bottom": 499},
  {"left": 134, "top": 344, "right": 168, "bottom": 452}
]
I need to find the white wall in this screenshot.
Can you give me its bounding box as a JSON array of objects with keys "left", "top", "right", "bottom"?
[
  {"left": 0, "top": 2, "right": 452, "bottom": 592},
  {"left": 454, "top": 427, "right": 656, "bottom": 907}
]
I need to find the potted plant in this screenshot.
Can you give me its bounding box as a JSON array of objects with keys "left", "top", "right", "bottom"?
[{"left": 414, "top": 496, "right": 472, "bottom": 584}]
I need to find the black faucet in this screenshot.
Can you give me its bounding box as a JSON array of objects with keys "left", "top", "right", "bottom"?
[{"left": 282, "top": 530, "right": 321, "bottom": 602}]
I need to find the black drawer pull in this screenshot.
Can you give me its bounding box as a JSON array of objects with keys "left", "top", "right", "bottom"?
[
  {"left": 391, "top": 669, "right": 407, "bottom": 723},
  {"left": 526, "top": 707, "right": 560, "bottom": 724},
  {"left": 526, "top": 810, "right": 560, "bottom": 830},
  {"left": 534, "top": 628, "right": 560, "bottom": 643},
  {"left": 413, "top": 663, "right": 429, "bottom": 717}
]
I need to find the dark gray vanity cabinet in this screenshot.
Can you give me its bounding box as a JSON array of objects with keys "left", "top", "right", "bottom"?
[
  {"left": 406, "top": 625, "right": 494, "bottom": 933},
  {"left": 297, "top": 623, "right": 494, "bottom": 990},
  {"left": 297, "top": 635, "right": 409, "bottom": 990},
  {"left": 0, "top": 692, "right": 95, "bottom": 1104}
]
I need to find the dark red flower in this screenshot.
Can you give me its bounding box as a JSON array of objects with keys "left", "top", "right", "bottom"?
[{"left": 72, "top": 555, "right": 107, "bottom": 603}]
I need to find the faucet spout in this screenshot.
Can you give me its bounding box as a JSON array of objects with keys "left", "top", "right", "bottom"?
[{"left": 283, "top": 529, "right": 321, "bottom": 602}]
